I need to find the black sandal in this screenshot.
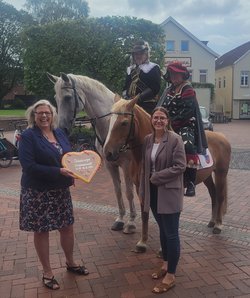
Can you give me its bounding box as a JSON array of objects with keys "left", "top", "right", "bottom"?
[
  {"left": 42, "top": 275, "right": 60, "bottom": 290},
  {"left": 66, "top": 263, "right": 89, "bottom": 275}
]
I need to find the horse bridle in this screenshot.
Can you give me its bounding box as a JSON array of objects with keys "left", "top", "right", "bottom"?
[
  {"left": 61, "top": 76, "right": 111, "bottom": 146},
  {"left": 61, "top": 76, "right": 139, "bottom": 151},
  {"left": 61, "top": 76, "right": 84, "bottom": 120},
  {"left": 110, "top": 112, "right": 135, "bottom": 153}
]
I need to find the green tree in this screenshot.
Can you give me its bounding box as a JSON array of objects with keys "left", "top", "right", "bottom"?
[
  {"left": 25, "top": 0, "right": 89, "bottom": 24},
  {"left": 0, "top": 1, "right": 34, "bottom": 107},
  {"left": 95, "top": 16, "right": 165, "bottom": 89},
  {"left": 22, "top": 16, "right": 165, "bottom": 98}
]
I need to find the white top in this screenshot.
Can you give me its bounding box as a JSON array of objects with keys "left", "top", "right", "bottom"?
[{"left": 151, "top": 143, "right": 160, "bottom": 172}]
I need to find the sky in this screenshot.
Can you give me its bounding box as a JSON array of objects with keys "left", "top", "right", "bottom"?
[{"left": 3, "top": 0, "right": 250, "bottom": 56}]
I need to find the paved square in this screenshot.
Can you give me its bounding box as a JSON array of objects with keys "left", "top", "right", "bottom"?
[{"left": 0, "top": 120, "right": 250, "bottom": 297}]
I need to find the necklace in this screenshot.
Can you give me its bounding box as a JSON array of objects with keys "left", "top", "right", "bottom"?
[
  {"left": 42, "top": 132, "right": 55, "bottom": 142},
  {"left": 154, "top": 137, "right": 162, "bottom": 144},
  {"left": 154, "top": 133, "right": 165, "bottom": 144}
]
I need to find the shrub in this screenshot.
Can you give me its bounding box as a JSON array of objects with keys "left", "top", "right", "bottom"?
[{"left": 69, "top": 125, "right": 95, "bottom": 143}]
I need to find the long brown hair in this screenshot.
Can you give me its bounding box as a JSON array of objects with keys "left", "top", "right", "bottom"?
[{"left": 151, "top": 106, "right": 173, "bottom": 131}]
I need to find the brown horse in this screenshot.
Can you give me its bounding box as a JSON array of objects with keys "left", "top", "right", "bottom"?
[{"left": 103, "top": 95, "right": 231, "bottom": 252}]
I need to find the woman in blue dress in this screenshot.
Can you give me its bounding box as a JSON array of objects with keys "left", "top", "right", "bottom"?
[{"left": 19, "top": 99, "right": 89, "bottom": 290}]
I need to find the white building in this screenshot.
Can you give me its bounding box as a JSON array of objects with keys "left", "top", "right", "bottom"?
[
  {"left": 215, "top": 41, "right": 250, "bottom": 119},
  {"left": 160, "top": 16, "right": 219, "bottom": 111}
]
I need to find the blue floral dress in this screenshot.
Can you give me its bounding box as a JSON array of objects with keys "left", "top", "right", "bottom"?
[{"left": 19, "top": 140, "right": 74, "bottom": 232}]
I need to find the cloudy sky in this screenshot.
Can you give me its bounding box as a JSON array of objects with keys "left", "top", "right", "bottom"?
[{"left": 4, "top": 0, "right": 250, "bottom": 55}]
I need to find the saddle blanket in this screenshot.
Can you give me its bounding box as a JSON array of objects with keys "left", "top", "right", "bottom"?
[
  {"left": 198, "top": 148, "right": 213, "bottom": 169},
  {"left": 187, "top": 148, "right": 213, "bottom": 169}
]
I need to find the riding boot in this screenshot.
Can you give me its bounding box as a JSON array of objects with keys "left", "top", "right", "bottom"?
[{"left": 185, "top": 168, "right": 197, "bottom": 197}]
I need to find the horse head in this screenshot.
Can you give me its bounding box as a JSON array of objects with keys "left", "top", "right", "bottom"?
[
  {"left": 47, "top": 72, "right": 85, "bottom": 135},
  {"left": 103, "top": 95, "right": 140, "bottom": 162}
]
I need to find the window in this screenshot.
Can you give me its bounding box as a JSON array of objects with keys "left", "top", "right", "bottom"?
[
  {"left": 181, "top": 40, "right": 189, "bottom": 51},
  {"left": 166, "top": 40, "right": 175, "bottom": 51},
  {"left": 218, "top": 77, "right": 221, "bottom": 88},
  {"left": 215, "top": 78, "right": 217, "bottom": 88},
  {"left": 223, "top": 76, "right": 226, "bottom": 88},
  {"left": 241, "top": 71, "right": 249, "bottom": 87},
  {"left": 199, "top": 69, "right": 207, "bottom": 83},
  {"left": 240, "top": 101, "right": 250, "bottom": 118}
]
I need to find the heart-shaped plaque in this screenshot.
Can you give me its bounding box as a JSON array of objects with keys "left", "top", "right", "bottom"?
[{"left": 62, "top": 150, "right": 101, "bottom": 183}]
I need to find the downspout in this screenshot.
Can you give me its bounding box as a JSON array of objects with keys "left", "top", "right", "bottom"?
[{"left": 231, "top": 64, "right": 234, "bottom": 119}]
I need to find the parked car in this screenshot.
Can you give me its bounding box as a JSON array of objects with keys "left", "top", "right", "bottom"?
[{"left": 199, "top": 106, "right": 213, "bottom": 131}]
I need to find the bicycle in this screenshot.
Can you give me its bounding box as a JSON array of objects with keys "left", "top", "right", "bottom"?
[
  {"left": 0, "top": 121, "right": 27, "bottom": 168},
  {"left": 12, "top": 121, "right": 27, "bottom": 149},
  {"left": 0, "top": 129, "right": 17, "bottom": 168},
  {"left": 69, "top": 117, "right": 96, "bottom": 152}
]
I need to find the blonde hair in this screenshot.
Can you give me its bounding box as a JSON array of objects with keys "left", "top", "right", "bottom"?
[{"left": 25, "top": 99, "right": 58, "bottom": 129}]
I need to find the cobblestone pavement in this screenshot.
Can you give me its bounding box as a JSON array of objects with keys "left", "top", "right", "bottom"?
[{"left": 0, "top": 120, "right": 250, "bottom": 297}]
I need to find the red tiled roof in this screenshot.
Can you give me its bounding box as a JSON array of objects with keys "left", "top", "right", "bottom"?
[{"left": 3, "top": 85, "right": 26, "bottom": 100}]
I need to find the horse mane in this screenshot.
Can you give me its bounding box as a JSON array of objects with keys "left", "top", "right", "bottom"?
[
  {"left": 111, "top": 98, "right": 151, "bottom": 119},
  {"left": 64, "top": 74, "right": 113, "bottom": 98}
]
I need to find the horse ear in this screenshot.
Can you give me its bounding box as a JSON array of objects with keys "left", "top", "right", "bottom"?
[
  {"left": 114, "top": 94, "right": 121, "bottom": 102},
  {"left": 60, "top": 72, "right": 70, "bottom": 83},
  {"left": 47, "top": 72, "right": 59, "bottom": 84},
  {"left": 127, "top": 94, "right": 140, "bottom": 110}
]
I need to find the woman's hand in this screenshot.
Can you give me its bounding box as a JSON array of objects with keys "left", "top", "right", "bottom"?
[{"left": 60, "top": 168, "right": 76, "bottom": 178}]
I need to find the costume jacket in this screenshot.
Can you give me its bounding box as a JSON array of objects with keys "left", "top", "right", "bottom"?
[
  {"left": 123, "top": 62, "right": 161, "bottom": 109},
  {"left": 160, "top": 82, "right": 208, "bottom": 154},
  {"left": 139, "top": 131, "right": 186, "bottom": 214},
  {"left": 19, "top": 126, "right": 73, "bottom": 191}
]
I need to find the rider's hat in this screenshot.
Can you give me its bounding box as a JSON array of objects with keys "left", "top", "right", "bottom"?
[
  {"left": 130, "top": 40, "right": 149, "bottom": 53},
  {"left": 164, "top": 62, "right": 190, "bottom": 81}
]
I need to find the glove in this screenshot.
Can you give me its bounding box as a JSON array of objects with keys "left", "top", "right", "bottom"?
[
  {"left": 122, "top": 90, "right": 130, "bottom": 100},
  {"left": 139, "top": 88, "right": 154, "bottom": 102}
]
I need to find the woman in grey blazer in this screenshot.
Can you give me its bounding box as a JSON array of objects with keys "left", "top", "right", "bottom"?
[{"left": 139, "top": 107, "right": 186, "bottom": 294}]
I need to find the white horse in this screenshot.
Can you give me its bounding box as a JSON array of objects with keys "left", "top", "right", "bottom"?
[{"left": 47, "top": 72, "right": 138, "bottom": 235}]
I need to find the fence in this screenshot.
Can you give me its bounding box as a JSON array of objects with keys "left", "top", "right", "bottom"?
[{"left": 212, "top": 112, "right": 231, "bottom": 123}]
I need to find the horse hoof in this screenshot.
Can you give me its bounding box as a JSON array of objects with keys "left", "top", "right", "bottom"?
[
  {"left": 123, "top": 225, "right": 136, "bottom": 234},
  {"left": 132, "top": 243, "right": 147, "bottom": 253},
  {"left": 207, "top": 221, "right": 215, "bottom": 228},
  {"left": 132, "top": 246, "right": 147, "bottom": 253},
  {"left": 213, "top": 227, "right": 222, "bottom": 234},
  {"left": 111, "top": 221, "right": 124, "bottom": 231}
]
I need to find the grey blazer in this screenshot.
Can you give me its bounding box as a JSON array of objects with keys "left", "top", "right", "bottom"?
[{"left": 139, "top": 130, "right": 186, "bottom": 214}]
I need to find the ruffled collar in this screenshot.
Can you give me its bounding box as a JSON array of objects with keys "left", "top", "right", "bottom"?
[{"left": 127, "top": 62, "right": 158, "bottom": 75}]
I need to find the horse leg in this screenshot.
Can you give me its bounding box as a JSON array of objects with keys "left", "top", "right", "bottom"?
[
  {"left": 203, "top": 175, "right": 217, "bottom": 228},
  {"left": 134, "top": 205, "right": 149, "bottom": 253},
  {"left": 106, "top": 162, "right": 126, "bottom": 231},
  {"left": 213, "top": 171, "right": 228, "bottom": 234},
  {"left": 122, "top": 167, "right": 137, "bottom": 234}
]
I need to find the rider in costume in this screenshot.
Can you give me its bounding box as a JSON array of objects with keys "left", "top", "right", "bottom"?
[
  {"left": 122, "top": 40, "right": 161, "bottom": 114},
  {"left": 159, "top": 62, "right": 208, "bottom": 196}
]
